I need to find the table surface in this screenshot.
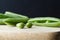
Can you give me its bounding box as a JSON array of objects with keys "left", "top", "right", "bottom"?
[{"left": 0, "top": 25, "right": 60, "bottom": 33}]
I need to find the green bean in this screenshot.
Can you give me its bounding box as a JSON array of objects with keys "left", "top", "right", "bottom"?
[
  {"left": 16, "top": 23, "right": 25, "bottom": 29},
  {"left": 25, "top": 22, "right": 32, "bottom": 28}
]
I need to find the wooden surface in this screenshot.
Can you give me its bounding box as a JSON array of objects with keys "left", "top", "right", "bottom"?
[{"left": 0, "top": 25, "right": 60, "bottom": 40}]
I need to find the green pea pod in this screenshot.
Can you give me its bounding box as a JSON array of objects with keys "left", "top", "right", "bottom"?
[
  {"left": 25, "top": 22, "right": 32, "bottom": 28},
  {"left": 0, "top": 13, "right": 11, "bottom": 25},
  {"left": 33, "top": 22, "right": 60, "bottom": 27},
  {"left": 5, "top": 11, "right": 29, "bottom": 19},
  {"left": 0, "top": 19, "right": 5, "bottom": 25},
  {"left": 3, "top": 18, "right": 28, "bottom": 26},
  {"left": 28, "top": 17, "right": 60, "bottom": 27},
  {"left": 0, "top": 13, "right": 10, "bottom": 18},
  {"left": 16, "top": 23, "right": 25, "bottom": 29},
  {"left": 28, "top": 17, "right": 60, "bottom": 23}
]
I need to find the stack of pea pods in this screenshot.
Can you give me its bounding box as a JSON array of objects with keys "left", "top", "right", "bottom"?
[{"left": 0, "top": 11, "right": 60, "bottom": 29}]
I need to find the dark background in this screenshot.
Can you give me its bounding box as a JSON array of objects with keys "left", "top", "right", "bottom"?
[{"left": 0, "top": 0, "right": 60, "bottom": 18}]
